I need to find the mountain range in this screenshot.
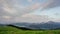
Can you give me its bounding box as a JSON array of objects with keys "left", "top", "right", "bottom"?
[{"left": 0, "top": 21, "right": 60, "bottom": 30}]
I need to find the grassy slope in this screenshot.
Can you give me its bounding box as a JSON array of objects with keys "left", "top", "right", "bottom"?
[{"left": 0, "top": 26, "right": 60, "bottom": 34}]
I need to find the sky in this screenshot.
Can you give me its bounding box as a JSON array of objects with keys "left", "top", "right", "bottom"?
[{"left": 0, "top": 0, "right": 60, "bottom": 24}]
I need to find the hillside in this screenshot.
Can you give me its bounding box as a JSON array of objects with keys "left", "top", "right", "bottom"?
[
  {"left": 11, "top": 21, "right": 60, "bottom": 30},
  {"left": 0, "top": 26, "right": 60, "bottom": 34}
]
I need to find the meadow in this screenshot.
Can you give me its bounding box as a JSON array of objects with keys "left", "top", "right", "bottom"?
[{"left": 0, "top": 26, "right": 60, "bottom": 34}]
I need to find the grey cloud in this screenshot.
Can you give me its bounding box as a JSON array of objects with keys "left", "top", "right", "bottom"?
[
  {"left": 0, "top": 0, "right": 40, "bottom": 17},
  {"left": 18, "top": 15, "right": 54, "bottom": 23},
  {"left": 0, "top": 0, "right": 60, "bottom": 24},
  {"left": 1, "top": 0, "right": 60, "bottom": 16},
  {"left": 42, "top": 0, "right": 60, "bottom": 10},
  {"left": 49, "top": 0, "right": 60, "bottom": 8},
  {"left": 0, "top": 15, "right": 54, "bottom": 24}
]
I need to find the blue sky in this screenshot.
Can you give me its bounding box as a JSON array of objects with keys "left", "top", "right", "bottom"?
[{"left": 0, "top": 0, "right": 60, "bottom": 24}]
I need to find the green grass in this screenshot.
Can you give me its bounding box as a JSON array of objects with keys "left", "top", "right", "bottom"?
[{"left": 0, "top": 26, "right": 60, "bottom": 34}]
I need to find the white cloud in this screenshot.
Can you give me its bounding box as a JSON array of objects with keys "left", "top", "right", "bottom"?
[
  {"left": 0, "top": 0, "right": 60, "bottom": 24},
  {"left": 0, "top": 14, "right": 54, "bottom": 24},
  {"left": 1, "top": 0, "right": 57, "bottom": 17}
]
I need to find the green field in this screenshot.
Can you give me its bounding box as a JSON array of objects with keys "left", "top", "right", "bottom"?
[{"left": 0, "top": 26, "right": 60, "bottom": 34}]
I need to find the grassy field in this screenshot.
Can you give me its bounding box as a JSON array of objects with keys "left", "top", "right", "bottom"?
[{"left": 0, "top": 26, "right": 60, "bottom": 34}]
